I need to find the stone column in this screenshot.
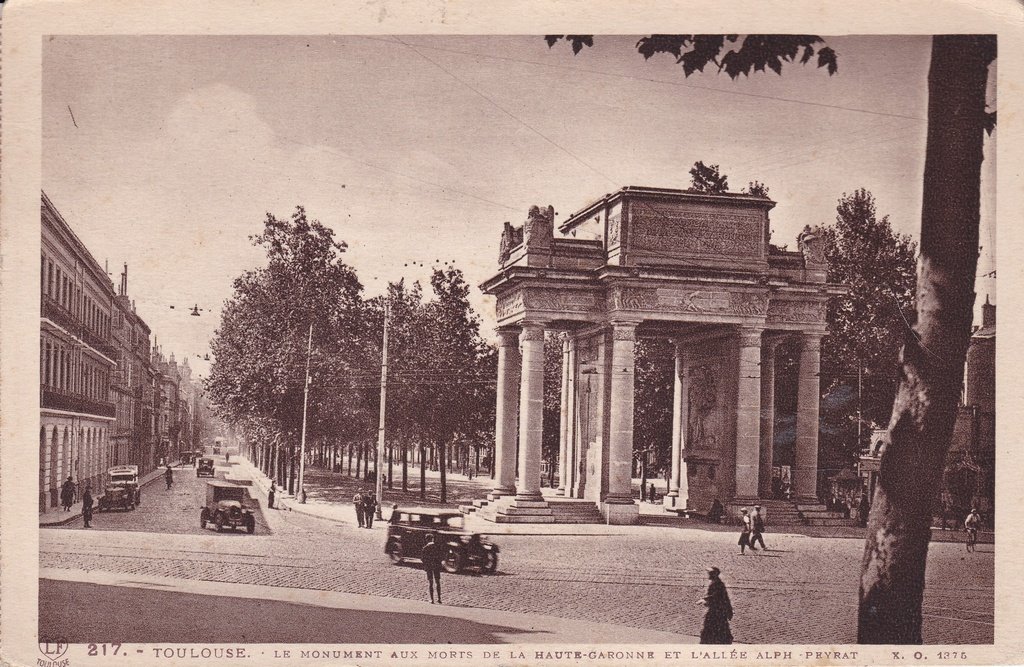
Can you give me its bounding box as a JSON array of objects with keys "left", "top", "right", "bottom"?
[
  {"left": 515, "top": 322, "right": 546, "bottom": 501},
  {"left": 667, "top": 339, "right": 689, "bottom": 506},
  {"left": 758, "top": 339, "right": 780, "bottom": 499},
  {"left": 557, "top": 333, "right": 571, "bottom": 495},
  {"left": 490, "top": 327, "right": 520, "bottom": 498},
  {"left": 605, "top": 322, "right": 640, "bottom": 523},
  {"left": 734, "top": 327, "right": 763, "bottom": 501},
  {"left": 794, "top": 333, "right": 822, "bottom": 502},
  {"left": 564, "top": 337, "right": 577, "bottom": 496}
]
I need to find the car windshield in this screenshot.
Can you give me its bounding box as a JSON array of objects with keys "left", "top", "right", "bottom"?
[{"left": 110, "top": 476, "right": 134, "bottom": 484}]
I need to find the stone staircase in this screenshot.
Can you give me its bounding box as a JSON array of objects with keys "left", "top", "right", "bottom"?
[
  {"left": 463, "top": 496, "right": 606, "bottom": 524},
  {"left": 797, "top": 503, "right": 860, "bottom": 527},
  {"left": 755, "top": 500, "right": 804, "bottom": 526}
]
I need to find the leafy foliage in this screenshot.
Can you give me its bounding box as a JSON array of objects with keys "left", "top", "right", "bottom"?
[
  {"left": 820, "top": 189, "right": 917, "bottom": 450},
  {"left": 744, "top": 180, "right": 770, "bottom": 198},
  {"left": 688, "top": 161, "right": 729, "bottom": 193},
  {"left": 547, "top": 34, "right": 837, "bottom": 78}
]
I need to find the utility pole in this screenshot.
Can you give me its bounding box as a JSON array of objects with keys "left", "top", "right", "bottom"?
[
  {"left": 375, "top": 297, "right": 390, "bottom": 520},
  {"left": 297, "top": 323, "right": 313, "bottom": 503}
]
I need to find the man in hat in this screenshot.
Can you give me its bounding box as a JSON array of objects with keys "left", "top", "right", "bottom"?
[
  {"left": 698, "top": 566, "right": 733, "bottom": 644},
  {"left": 353, "top": 489, "right": 365, "bottom": 528},
  {"left": 750, "top": 505, "right": 767, "bottom": 551},
  {"left": 738, "top": 508, "right": 755, "bottom": 554},
  {"left": 81, "top": 484, "right": 94, "bottom": 528},
  {"left": 60, "top": 475, "right": 75, "bottom": 512},
  {"left": 964, "top": 508, "right": 981, "bottom": 552}
]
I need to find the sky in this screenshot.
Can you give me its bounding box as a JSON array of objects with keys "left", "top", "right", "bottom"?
[{"left": 42, "top": 35, "right": 997, "bottom": 379}]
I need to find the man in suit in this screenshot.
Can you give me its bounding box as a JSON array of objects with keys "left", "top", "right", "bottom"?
[
  {"left": 750, "top": 505, "right": 767, "bottom": 550},
  {"left": 420, "top": 533, "right": 445, "bottom": 604},
  {"left": 353, "top": 490, "right": 365, "bottom": 528}
]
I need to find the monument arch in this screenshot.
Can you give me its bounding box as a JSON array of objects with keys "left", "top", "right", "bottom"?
[{"left": 479, "top": 187, "right": 840, "bottom": 524}]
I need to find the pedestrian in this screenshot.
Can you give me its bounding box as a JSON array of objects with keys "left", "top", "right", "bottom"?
[
  {"left": 420, "top": 533, "right": 444, "bottom": 604},
  {"left": 750, "top": 505, "right": 767, "bottom": 550},
  {"left": 363, "top": 491, "right": 377, "bottom": 528},
  {"left": 267, "top": 482, "right": 276, "bottom": 510},
  {"left": 353, "top": 490, "right": 365, "bottom": 527},
  {"left": 649, "top": 482, "right": 657, "bottom": 503},
  {"left": 738, "top": 508, "right": 756, "bottom": 554},
  {"left": 698, "top": 566, "right": 733, "bottom": 644},
  {"left": 60, "top": 476, "right": 75, "bottom": 512},
  {"left": 389, "top": 503, "right": 400, "bottom": 524},
  {"left": 708, "top": 498, "right": 724, "bottom": 524},
  {"left": 965, "top": 508, "right": 981, "bottom": 552},
  {"left": 164, "top": 464, "right": 173, "bottom": 490},
  {"left": 82, "top": 484, "right": 94, "bottom": 528}
]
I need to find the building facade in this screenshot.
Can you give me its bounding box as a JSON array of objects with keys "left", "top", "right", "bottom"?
[{"left": 40, "top": 192, "right": 118, "bottom": 512}]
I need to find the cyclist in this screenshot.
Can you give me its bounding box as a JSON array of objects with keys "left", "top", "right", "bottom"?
[{"left": 964, "top": 508, "right": 981, "bottom": 552}]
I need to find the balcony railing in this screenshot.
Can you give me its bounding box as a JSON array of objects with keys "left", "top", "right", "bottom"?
[
  {"left": 41, "top": 388, "right": 116, "bottom": 418},
  {"left": 42, "top": 295, "right": 118, "bottom": 360}
]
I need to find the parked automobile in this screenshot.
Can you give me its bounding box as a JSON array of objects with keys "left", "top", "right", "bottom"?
[
  {"left": 98, "top": 465, "right": 141, "bottom": 511},
  {"left": 196, "top": 458, "right": 215, "bottom": 478},
  {"left": 384, "top": 509, "right": 499, "bottom": 574},
  {"left": 199, "top": 481, "right": 256, "bottom": 534}
]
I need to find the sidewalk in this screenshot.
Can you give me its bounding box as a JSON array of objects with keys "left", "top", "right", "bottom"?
[
  {"left": 40, "top": 460, "right": 182, "bottom": 527},
  {"left": 211, "top": 457, "right": 998, "bottom": 543},
  {"left": 41, "top": 566, "right": 697, "bottom": 644}
]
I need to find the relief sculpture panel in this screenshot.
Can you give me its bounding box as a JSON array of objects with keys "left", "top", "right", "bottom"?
[
  {"left": 656, "top": 288, "right": 768, "bottom": 316},
  {"left": 495, "top": 291, "right": 524, "bottom": 320},
  {"left": 524, "top": 289, "right": 600, "bottom": 313},
  {"left": 687, "top": 362, "right": 720, "bottom": 452},
  {"left": 766, "top": 299, "right": 827, "bottom": 324}
]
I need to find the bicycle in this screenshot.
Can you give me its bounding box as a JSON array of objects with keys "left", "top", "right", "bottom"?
[{"left": 966, "top": 528, "right": 978, "bottom": 553}]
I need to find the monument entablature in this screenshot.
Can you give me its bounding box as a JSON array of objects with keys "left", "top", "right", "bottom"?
[{"left": 478, "top": 186, "right": 840, "bottom": 525}]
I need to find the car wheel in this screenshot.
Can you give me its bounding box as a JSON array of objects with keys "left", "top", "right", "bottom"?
[
  {"left": 387, "top": 541, "right": 403, "bottom": 564},
  {"left": 200, "top": 509, "right": 208, "bottom": 529},
  {"left": 442, "top": 547, "right": 464, "bottom": 574},
  {"left": 482, "top": 551, "right": 498, "bottom": 574}
]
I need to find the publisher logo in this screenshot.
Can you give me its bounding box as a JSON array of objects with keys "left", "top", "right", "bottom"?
[{"left": 39, "top": 640, "right": 69, "bottom": 667}]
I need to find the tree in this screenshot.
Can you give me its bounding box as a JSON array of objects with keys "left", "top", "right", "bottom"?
[
  {"left": 633, "top": 339, "right": 675, "bottom": 489},
  {"left": 688, "top": 161, "right": 729, "bottom": 193},
  {"left": 744, "top": 181, "right": 770, "bottom": 198},
  {"left": 857, "top": 35, "right": 995, "bottom": 644},
  {"left": 546, "top": 33, "right": 996, "bottom": 643},
  {"left": 206, "top": 206, "right": 370, "bottom": 493},
  {"left": 819, "top": 189, "right": 917, "bottom": 460}
]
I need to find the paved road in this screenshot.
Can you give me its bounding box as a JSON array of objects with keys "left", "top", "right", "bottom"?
[
  {"left": 42, "top": 458, "right": 994, "bottom": 645},
  {"left": 61, "top": 459, "right": 270, "bottom": 535}
]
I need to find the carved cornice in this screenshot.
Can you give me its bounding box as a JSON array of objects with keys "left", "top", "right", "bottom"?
[{"left": 766, "top": 299, "right": 827, "bottom": 324}]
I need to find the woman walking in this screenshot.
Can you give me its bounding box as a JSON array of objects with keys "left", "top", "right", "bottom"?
[{"left": 738, "top": 508, "right": 755, "bottom": 554}]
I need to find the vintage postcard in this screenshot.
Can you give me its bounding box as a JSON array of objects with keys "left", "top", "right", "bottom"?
[{"left": 2, "top": 1, "right": 1022, "bottom": 666}]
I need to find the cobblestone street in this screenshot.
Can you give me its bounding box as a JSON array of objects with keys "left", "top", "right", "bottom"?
[{"left": 41, "top": 456, "right": 993, "bottom": 645}]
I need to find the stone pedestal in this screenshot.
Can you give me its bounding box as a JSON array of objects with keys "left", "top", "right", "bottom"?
[{"left": 601, "top": 500, "right": 640, "bottom": 524}]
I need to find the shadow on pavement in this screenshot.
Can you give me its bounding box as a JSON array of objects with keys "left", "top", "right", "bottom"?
[{"left": 40, "top": 580, "right": 543, "bottom": 644}]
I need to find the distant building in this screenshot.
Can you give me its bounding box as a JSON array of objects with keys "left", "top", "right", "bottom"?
[
  {"left": 40, "top": 192, "right": 118, "bottom": 512},
  {"left": 944, "top": 297, "right": 996, "bottom": 516},
  {"left": 111, "top": 264, "right": 156, "bottom": 475}
]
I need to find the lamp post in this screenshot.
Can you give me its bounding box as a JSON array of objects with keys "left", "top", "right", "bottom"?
[
  {"left": 297, "top": 323, "right": 313, "bottom": 503},
  {"left": 375, "top": 297, "right": 390, "bottom": 520}
]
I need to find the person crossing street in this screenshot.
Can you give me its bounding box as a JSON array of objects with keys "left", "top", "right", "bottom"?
[
  {"left": 750, "top": 505, "right": 767, "bottom": 551},
  {"left": 164, "top": 464, "right": 173, "bottom": 490},
  {"left": 420, "top": 533, "right": 444, "bottom": 604}
]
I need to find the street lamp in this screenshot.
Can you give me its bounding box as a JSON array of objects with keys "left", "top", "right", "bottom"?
[
  {"left": 297, "top": 322, "right": 313, "bottom": 504},
  {"left": 375, "top": 297, "right": 390, "bottom": 520}
]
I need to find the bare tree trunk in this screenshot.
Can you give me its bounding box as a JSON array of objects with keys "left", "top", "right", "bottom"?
[
  {"left": 858, "top": 34, "right": 994, "bottom": 644},
  {"left": 402, "top": 441, "right": 408, "bottom": 492},
  {"left": 440, "top": 439, "right": 448, "bottom": 504},
  {"left": 419, "top": 442, "right": 426, "bottom": 500}
]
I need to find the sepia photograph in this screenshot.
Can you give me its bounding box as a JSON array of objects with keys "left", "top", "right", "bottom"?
[{"left": 2, "top": 2, "right": 1018, "bottom": 666}]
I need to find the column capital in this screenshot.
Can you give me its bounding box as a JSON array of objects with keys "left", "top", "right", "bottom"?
[
  {"left": 797, "top": 332, "right": 823, "bottom": 353},
  {"left": 610, "top": 320, "right": 639, "bottom": 342},
  {"left": 495, "top": 327, "right": 521, "bottom": 347},
  {"left": 519, "top": 322, "right": 546, "bottom": 342},
  {"left": 737, "top": 326, "right": 764, "bottom": 348}
]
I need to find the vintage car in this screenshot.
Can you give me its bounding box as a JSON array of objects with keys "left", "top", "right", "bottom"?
[
  {"left": 200, "top": 481, "right": 256, "bottom": 534},
  {"left": 384, "top": 509, "right": 499, "bottom": 574},
  {"left": 98, "top": 465, "right": 141, "bottom": 511},
  {"left": 196, "top": 457, "right": 216, "bottom": 478}
]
